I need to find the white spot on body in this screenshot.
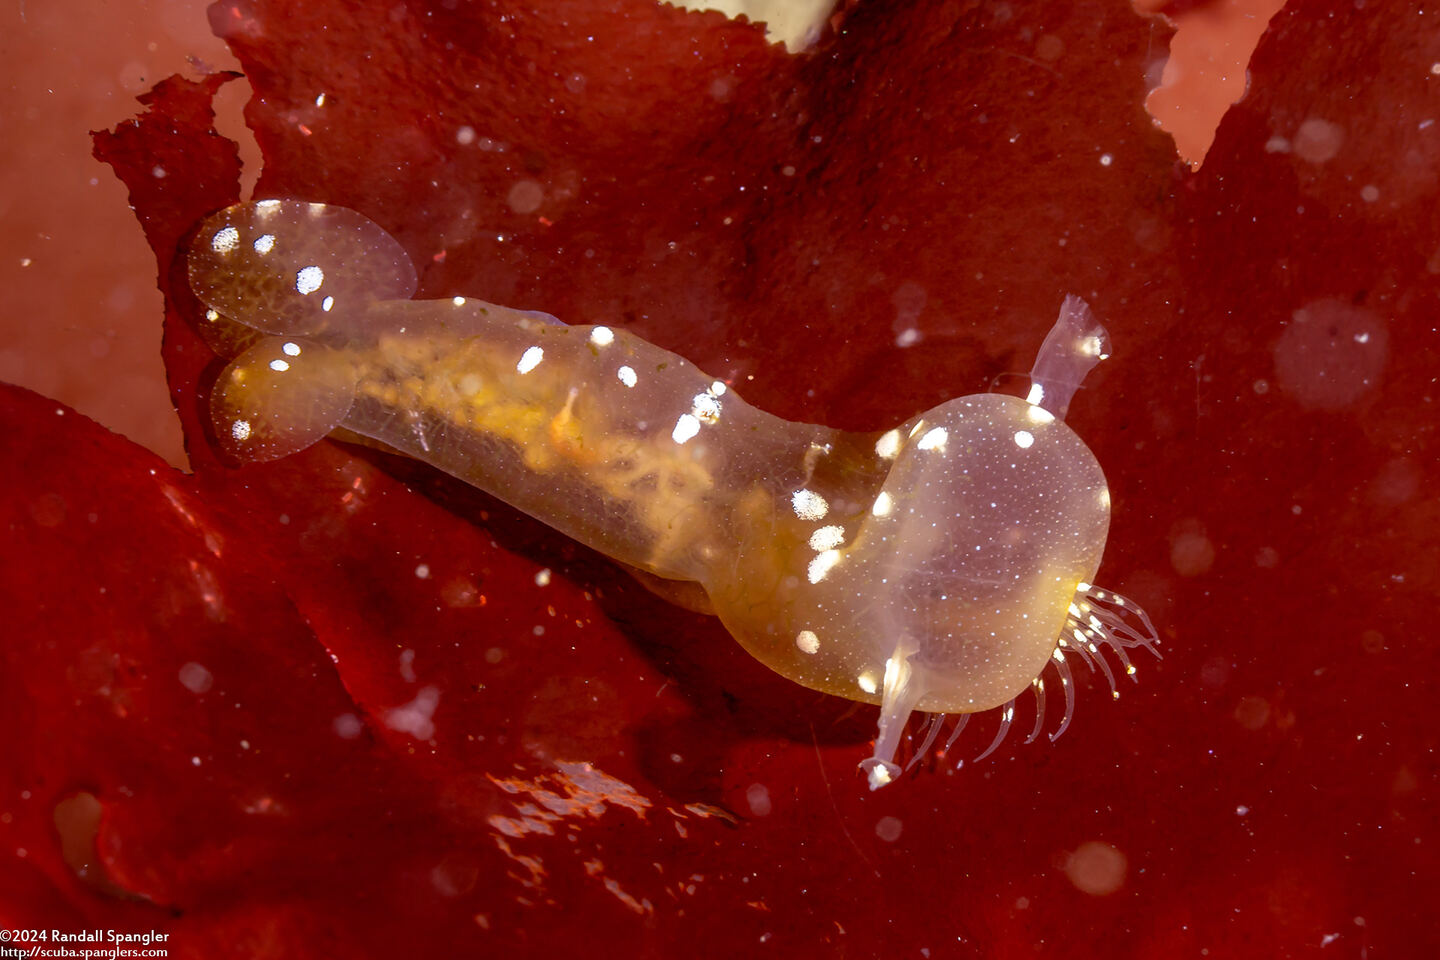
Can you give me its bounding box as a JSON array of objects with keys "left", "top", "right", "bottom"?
[
  {"left": 617, "top": 365, "right": 638, "bottom": 388},
  {"left": 1026, "top": 404, "right": 1055, "bottom": 424},
  {"left": 590, "top": 326, "right": 615, "bottom": 346},
  {"left": 210, "top": 226, "right": 239, "bottom": 253},
  {"left": 672, "top": 413, "right": 701, "bottom": 444},
  {"left": 516, "top": 345, "right": 544, "bottom": 374},
  {"left": 690, "top": 393, "right": 722, "bottom": 423},
  {"left": 807, "top": 549, "right": 841, "bottom": 583},
  {"left": 253, "top": 233, "right": 276, "bottom": 254},
  {"left": 1013, "top": 430, "right": 1035, "bottom": 448},
  {"left": 231, "top": 419, "right": 252, "bottom": 441},
  {"left": 916, "top": 426, "right": 948, "bottom": 452},
  {"left": 268, "top": 359, "right": 290, "bottom": 372},
  {"left": 795, "top": 630, "right": 820, "bottom": 655},
  {"left": 791, "top": 488, "right": 829, "bottom": 520},
  {"left": 874, "top": 429, "right": 902, "bottom": 460},
  {"left": 295, "top": 265, "right": 324, "bottom": 295}
]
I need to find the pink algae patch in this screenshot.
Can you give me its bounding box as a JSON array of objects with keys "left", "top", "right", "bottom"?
[{"left": 1142, "top": 0, "right": 1288, "bottom": 167}]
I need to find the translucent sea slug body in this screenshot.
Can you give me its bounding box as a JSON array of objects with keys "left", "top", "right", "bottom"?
[{"left": 189, "top": 200, "right": 1158, "bottom": 790}]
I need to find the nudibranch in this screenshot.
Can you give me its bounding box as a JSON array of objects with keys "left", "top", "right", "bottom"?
[{"left": 188, "top": 200, "right": 1158, "bottom": 789}]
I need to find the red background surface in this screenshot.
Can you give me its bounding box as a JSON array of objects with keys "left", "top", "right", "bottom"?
[{"left": 2, "top": 0, "right": 1435, "bottom": 956}]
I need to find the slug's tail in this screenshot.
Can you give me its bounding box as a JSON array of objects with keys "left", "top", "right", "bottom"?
[
  {"left": 189, "top": 199, "right": 419, "bottom": 463},
  {"left": 188, "top": 199, "right": 417, "bottom": 338},
  {"left": 211, "top": 336, "right": 358, "bottom": 462}
]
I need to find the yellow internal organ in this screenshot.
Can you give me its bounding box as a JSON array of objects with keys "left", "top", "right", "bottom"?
[{"left": 353, "top": 329, "right": 718, "bottom": 565}]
